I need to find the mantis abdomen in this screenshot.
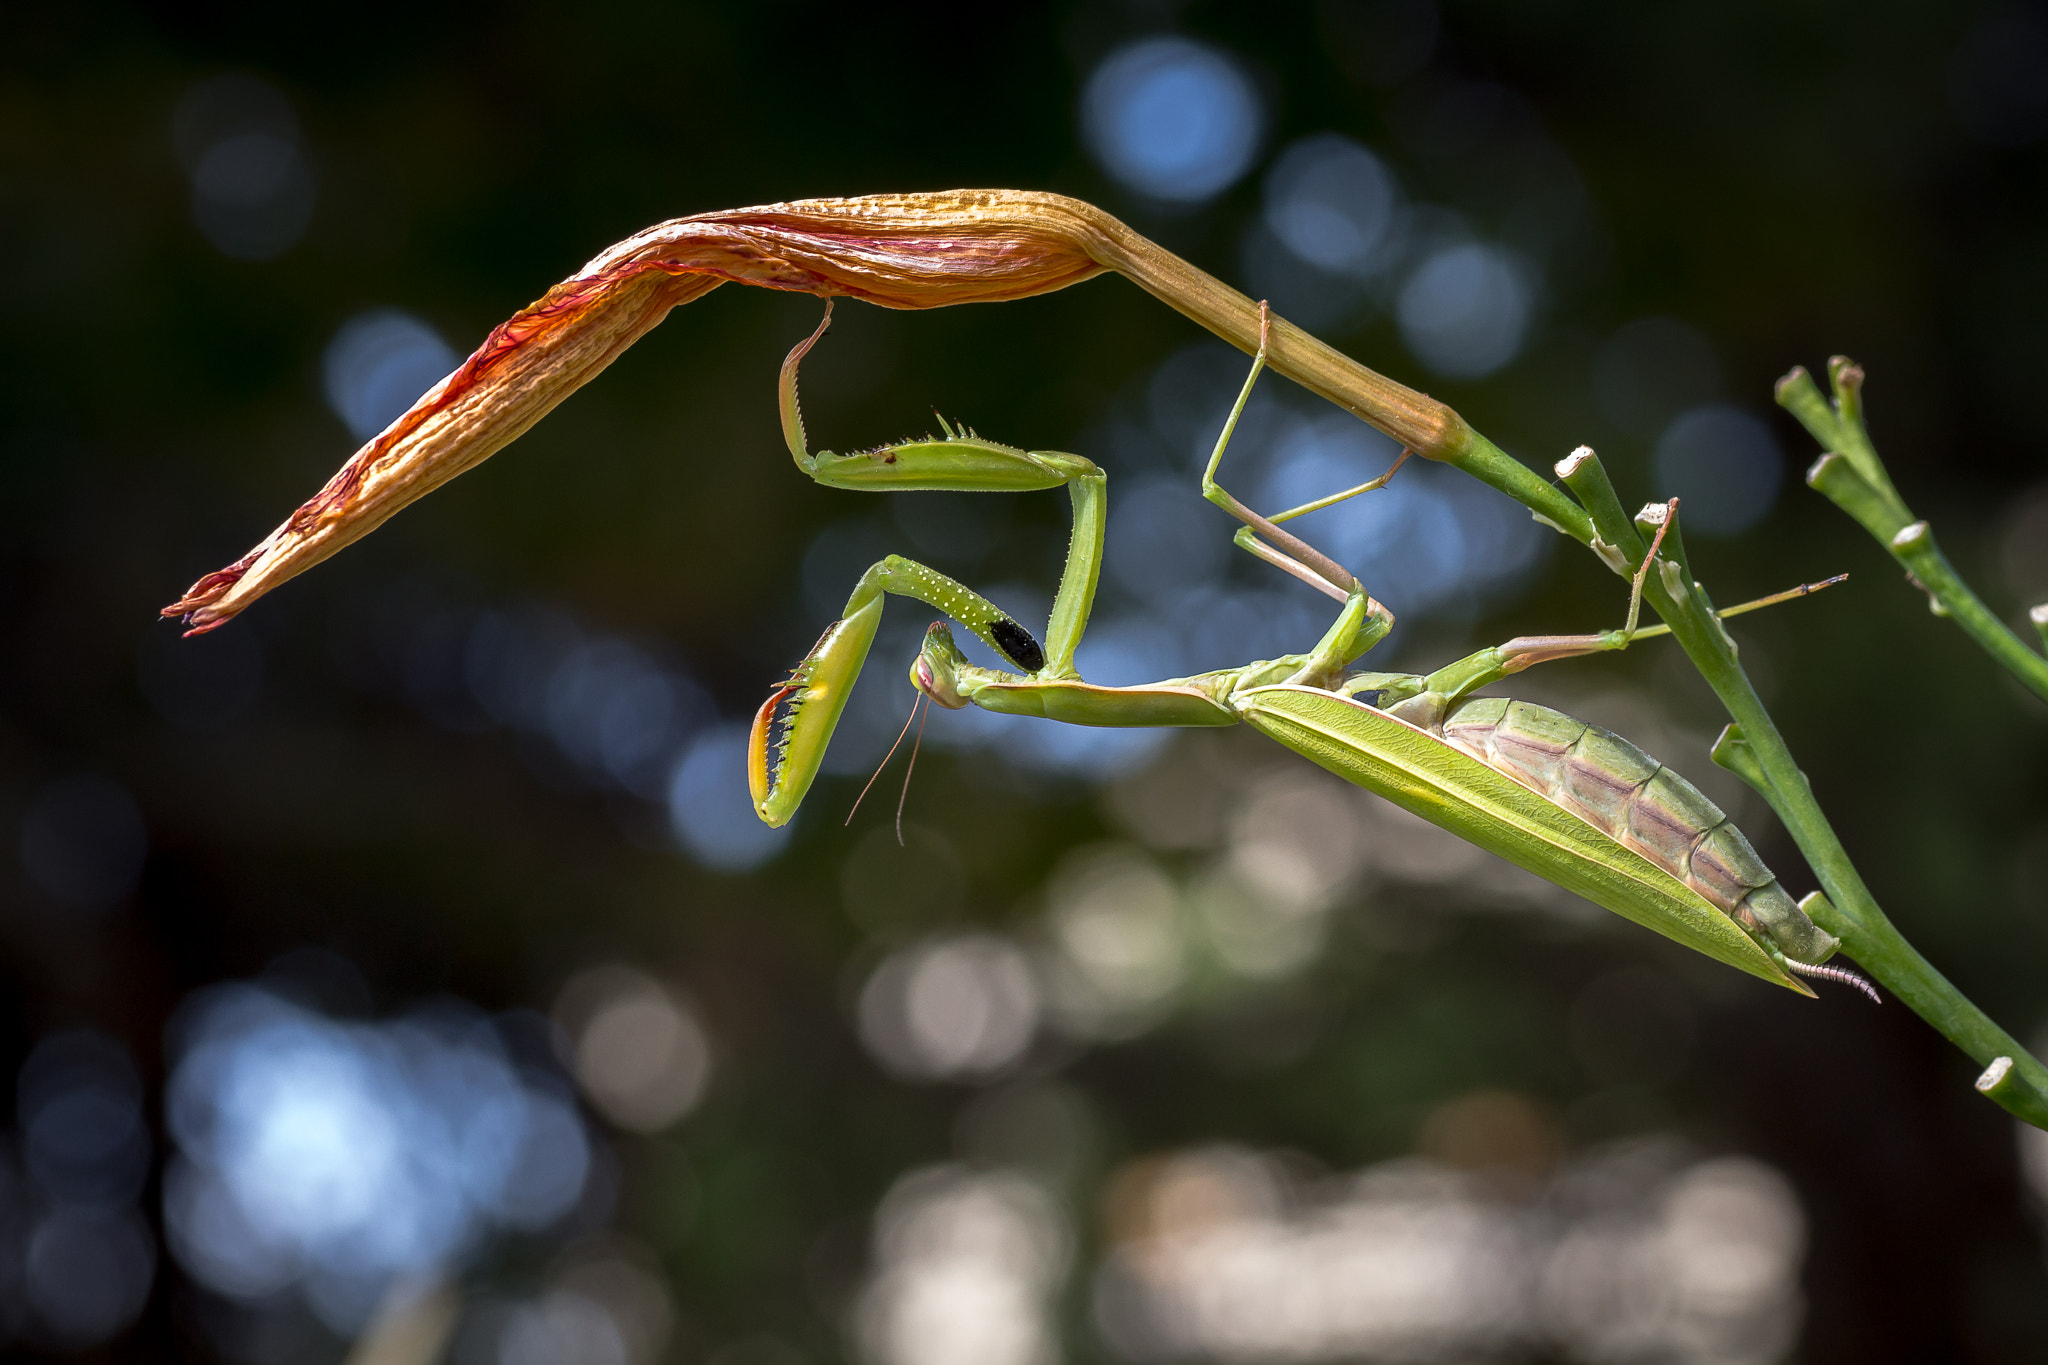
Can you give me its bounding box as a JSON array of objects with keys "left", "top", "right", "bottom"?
[
  {"left": 1236, "top": 685, "right": 1838, "bottom": 992},
  {"left": 1439, "top": 697, "right": 1836, "bottom": 965}
]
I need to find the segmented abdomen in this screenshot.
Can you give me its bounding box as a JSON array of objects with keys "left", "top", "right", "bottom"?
[{"left": 1438, "top": 696, "right": 1827, "bottom": 960}]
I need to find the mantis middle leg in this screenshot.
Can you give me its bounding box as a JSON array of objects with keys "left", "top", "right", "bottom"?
[{"left": 1339, "top": 511, "right": 1843, "bottom": 731}]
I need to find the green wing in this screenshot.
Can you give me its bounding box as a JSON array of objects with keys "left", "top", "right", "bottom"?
[{"left": 1237, "top": 685, "right": 1809, "bottom": 994}]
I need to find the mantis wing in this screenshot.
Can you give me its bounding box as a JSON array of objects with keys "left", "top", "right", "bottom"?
[{"left": 1237, "top": 684, "right": 1810, "bottom": 995}]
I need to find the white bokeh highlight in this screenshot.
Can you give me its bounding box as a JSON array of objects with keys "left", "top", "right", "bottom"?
[
  {"left": 164, "top": 984, "right": 592, "bottom": 1332},
  {"left": 555, "top": 966, "right": 713, "bottom": 1132},
  {"left": 1397, "top": 243, "right": 1534, "bottom": 379},
  {"left": 1082, "top": 38, "right": 1263, "bottom": 204},
  {"left": 858, "top": 935, "right": 1042, "bottom": 1082},
  {"left": 1095, "top": 1142, "right": 1804, "bottom": 1363},
  {"left": 322, "top": 309, "right": 460, "bottom": 443},
  {"left": 855, "top": 1167, "right": 1069, "bottom": 1365},
  {"left": 1653, "top": 405, "right": 1784, "bottom": 537}
]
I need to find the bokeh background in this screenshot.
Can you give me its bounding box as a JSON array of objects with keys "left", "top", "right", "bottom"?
[{"left": 3, "top": 1, "right": 2048, "bottom": 1361}]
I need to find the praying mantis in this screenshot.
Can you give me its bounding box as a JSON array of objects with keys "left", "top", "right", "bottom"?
[{"left": 750, "top": 302, "right": 1872, "bottom": 1000}]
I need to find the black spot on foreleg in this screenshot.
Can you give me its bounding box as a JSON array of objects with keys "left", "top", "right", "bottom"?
[{"left": 990, "top": 619, "right": 1046, "bottom": 672}]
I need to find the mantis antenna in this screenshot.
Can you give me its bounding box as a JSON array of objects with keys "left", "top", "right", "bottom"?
[
  {"left": 895, "top": 697, "right": 931, "bottom": 846},
  {"left": 845, "top": 692, "right": 925, "bottom": 843}
]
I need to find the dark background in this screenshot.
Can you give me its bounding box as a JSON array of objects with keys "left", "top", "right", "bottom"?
[{"left": 3, "top": 1, "right": 2047, "bottom": 1361}]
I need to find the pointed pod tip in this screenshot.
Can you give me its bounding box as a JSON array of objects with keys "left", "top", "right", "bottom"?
[{"left": 159, "top": 599, "right": 236, "bottom": 638}]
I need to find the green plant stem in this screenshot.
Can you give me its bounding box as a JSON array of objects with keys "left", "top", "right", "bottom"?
[
  {"left": 1149, "top": 290, "right": 2048, "bottom": 1123},
  {"left": 1452, "top": 433, "right": 1596, "bottom": 545},
  {"left": 1556, "top": 446, "right": 1648, "bottom": 567},
  {"left": 1780, "top": 364, "right": 2048, "bottom": 705},
  {"left": 1709, "top": 691, "right": 2048, "bottom": 1128},
  {"left": 1543, "top": 448, "right": 2048, "bottom": 1128}
]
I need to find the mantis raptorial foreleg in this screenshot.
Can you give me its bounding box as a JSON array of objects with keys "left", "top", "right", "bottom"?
[
  {"left": 778, "top": 300, "right": 1107, "bottom": 677},
  {"left": 752, "top": 303, "right": 1119, "bottom": 825}
]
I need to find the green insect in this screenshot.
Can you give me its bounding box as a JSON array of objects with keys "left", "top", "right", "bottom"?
[{"left": 750, "top": 302, "right": 1872, "bottom": 999}]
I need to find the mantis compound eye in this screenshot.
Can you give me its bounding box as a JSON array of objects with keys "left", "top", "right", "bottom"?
[
  {"left": 911, "top": 623, "right": 970, "bottom": 709},
  {"left": 912, "top": 655, "right": 967, "bottom": 710}
]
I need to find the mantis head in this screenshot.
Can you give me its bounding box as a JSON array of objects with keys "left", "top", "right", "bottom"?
[
  {"left": 911, "top": 623, "right": 972, "bottom": 710},
  {"left": 750, "top": 609, "right": 975, "bottom": 828}
]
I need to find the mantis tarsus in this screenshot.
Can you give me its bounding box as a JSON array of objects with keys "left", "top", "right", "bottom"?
[{"left": 751, "top": 301, "right": 1872, "bottom": 1000}]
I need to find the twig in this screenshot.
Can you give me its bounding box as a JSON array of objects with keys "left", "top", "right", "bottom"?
[{"left": 1778, "top": 358, "right": 2048, "bottom": 704}]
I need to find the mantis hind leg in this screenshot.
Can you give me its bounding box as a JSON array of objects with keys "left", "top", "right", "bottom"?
[
  {"left": 1198, "top": 302, "right": 1410, "bottom": 609},
  {"left": 1367, "top": 552, "right": 1849, "bottom": 730},
  {"left": 1196, "top": 308, "right": 1355, "bottom": 603},
  {"left": 1194, "top": 301, "right": 1395, "bottom": 682}
]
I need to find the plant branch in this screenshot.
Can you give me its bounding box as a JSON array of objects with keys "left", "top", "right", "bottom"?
[
  {"left": 1546, "top": 451, "right": 2048, "bottom": 1128},
  {"left": 1778, "top": 360, "right": 2048, "bottom": 704}
]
